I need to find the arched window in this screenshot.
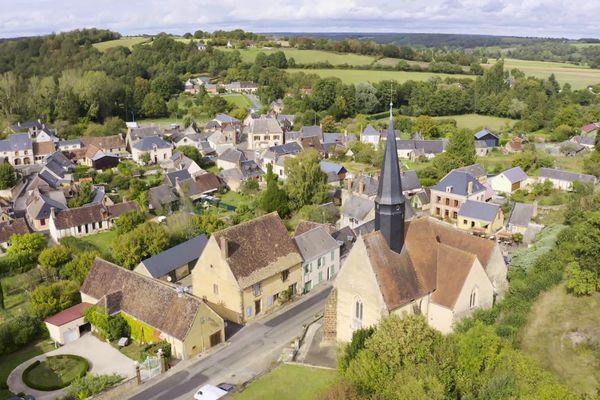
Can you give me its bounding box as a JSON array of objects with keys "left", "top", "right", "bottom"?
[
  {"left": 352, "top": 297, "right": 363, "bottom": 330},
  {"left": 469, "top": 287, "right": 478, "bottom": 309}
]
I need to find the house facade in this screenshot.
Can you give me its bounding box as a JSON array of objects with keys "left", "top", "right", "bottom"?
[
  {"left": 457, "top": 200, "right": 504, "bottom": 234},
  {"left": 538, "top": 168, "right": 597, "bottom": 191},
  {"left": 131, "top": 136, "right": 173, "bottom": 165},
  {"left": 192, "top": 213, "right": 303, "bottom": 324},
  {"left": 490, "top": 166, "right": 529, "bottom": 194},
  {"left": 429, "top": 171, "right": 487, "bottom": 221},
  {"left": 247, "top": 117, "right": 284, "bottom": 149},
  {"left": 293, "top": 226, "right": 341, "bottom": 293}
]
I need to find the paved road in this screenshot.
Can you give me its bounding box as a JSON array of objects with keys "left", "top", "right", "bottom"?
[
  {"left": 245, "top": 94, "right": 261, "bottom": 110},
  {"left": 127, "top": 286, "right": 332, "bottom": 400}
]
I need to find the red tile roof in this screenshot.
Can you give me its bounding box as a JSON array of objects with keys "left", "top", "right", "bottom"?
[
  {"left": 45, "top": 302, "right": 93, "bottom": 326},
  {"left": 582, "top": 123, "right": 599, "bottom": 134}
]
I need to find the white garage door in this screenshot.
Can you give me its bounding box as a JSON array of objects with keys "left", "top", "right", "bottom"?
[{"left": 63, "top": 329, "right": 79, "bottom": 344}]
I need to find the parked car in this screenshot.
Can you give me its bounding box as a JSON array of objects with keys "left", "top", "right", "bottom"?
[
  {"left": 217, "top": 383, "right": 235, "bottom": 392},
  {"left": 193, "top": 384, "right": 228, "bottom": 400}
]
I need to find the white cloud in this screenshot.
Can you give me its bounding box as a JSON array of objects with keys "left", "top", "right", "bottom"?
[{"left": 0, "top": 0, "right": 598, "bottom": 38}]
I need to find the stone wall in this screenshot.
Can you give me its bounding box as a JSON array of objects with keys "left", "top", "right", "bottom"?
[{"left": 322, "top": 288, "right": 337, "bottom": 342}]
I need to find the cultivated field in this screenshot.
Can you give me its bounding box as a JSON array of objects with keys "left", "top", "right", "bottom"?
[
  {"left": 92, "top": 36, "right": 151, "bottom": 52},
  {"left": 521, "top": 283, "right": 600, "bottom": 396},
  {"left": 484, "top": 58, "right": 600, "bottom": 89},
  {"left": 287, "top": 68, "right": 473, "bottom": 84},
  {"left": 225, "top": 48, "right": 377, "bottom": 66}
]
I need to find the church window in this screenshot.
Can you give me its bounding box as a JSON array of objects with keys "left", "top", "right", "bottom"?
[
  {"left": 469, "top": 288, "right": 478, "bottom": 309},
  {"left": 355, "top": 299, "right": 363, "bottom": 321}
]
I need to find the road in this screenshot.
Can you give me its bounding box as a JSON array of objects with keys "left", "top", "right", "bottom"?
[
  {"left": 245, "top": 94, "right": 261, "bottom": 110},
  {"left": 127, "top": 286, "right": 332, "bottom": 400}
]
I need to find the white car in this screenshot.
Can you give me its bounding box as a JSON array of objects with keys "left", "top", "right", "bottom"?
[{"left": 193, "top": 384, "right": 228, "bottom": 400}]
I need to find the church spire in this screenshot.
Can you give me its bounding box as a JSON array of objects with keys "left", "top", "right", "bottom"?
[{"left": 375, "top": 102, "right": 405, "bottom": 254}]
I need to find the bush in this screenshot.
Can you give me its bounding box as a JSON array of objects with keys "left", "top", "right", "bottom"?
[
  {"left": 106, "top": 314, "right": 130, "bottom": 341},
  {"left": 22, "top": 355, "right": 89, "bottom": 391},
  {"left": 566, "top": 262, "right": 599, "bottom": 295},
  {"left": 66, "top": 373, "right": 124, "bottom": 399},
  {"left": 0, "top": 315, "right": 44, "bottom": 356},
  {"left": 142, "top": 340, "right": 172, "bottom": 361}
]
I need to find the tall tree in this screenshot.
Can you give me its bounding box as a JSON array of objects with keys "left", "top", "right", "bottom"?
[
  {"left": 284, "top": 149, "right": 329, "bottom": 210},
  {"left": 260, "top": 164, "right": 290, "bottom": 217}
]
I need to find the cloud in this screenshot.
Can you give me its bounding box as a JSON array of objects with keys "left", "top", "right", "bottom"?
[{"left": 0, "top": 0, "right": 598, "bottom": 39}]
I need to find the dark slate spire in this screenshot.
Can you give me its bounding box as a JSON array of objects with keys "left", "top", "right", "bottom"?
[{"left": 375, "top": 102, "right": 406, "bottom": 254}]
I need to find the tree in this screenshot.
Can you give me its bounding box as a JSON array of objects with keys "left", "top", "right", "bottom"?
[
  {"left": 284, "top": 149, "right": 329, "bottom": 210},
  {"left": 354, "top": 83, "right": 379, "bottom": 114},
  {"left": 320, "top": 115, "right": 336, "bottom": 133},
  {"left": 106, "top": 314, "right": 130, "bottom": 341},
  {"left": 141, "top": 92, "right": 167, "bottom": 117},
  {"left": 7, "top": 233, "right": 48, "bottom": 260},
  {"left": 62, "top": 251, "right": 98, "bottom": 284},
  {"left": 444, "top": 129, "right": 477, "bottom": 166},
  {"left": 176, "top": 145, "right": 203, "bottom": 165},
  {"left": 30, "top": 280, "right": 80, "bottom": 319},
  {"left": 139, "top": 152, "right": 151, "bottom": 165},
  {"left": 414, "top": 115, "right": 438, "bottom": 138},
  {"left": 0, "top": 163, "right": 17, "bottom": 189},
  {"left": 38, "top": 245, "right": 72, "bottom": 279},
  {"left": 260, "top": 164, "right": 290, "bottom": 217},
  {"left": 566, "top": 261, "right": 598, "bottom": 296},
  {"left": 115, "top": 211, "right": 146, "bottom": 234},
  {"left": 68, "top": 182, "right": 94, "bottom": 208},
  {"left": 112, "top": 222, "right": 171, "bottom": 269}
]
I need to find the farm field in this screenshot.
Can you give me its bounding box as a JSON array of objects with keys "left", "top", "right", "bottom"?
[
  {"left": 232, "top": 364, "right": 335, "bottom": 400},
  {"left": 92, "top": 36, "right": 151, "bottom": 52},
  {"left": 287, "top": 68, "right": 473, "bottom": 84},
  {"left": 434, "top": 114, "right": 517, "bottom": 130},
  {"left": 483, "top": 58, "right": 600, "bottom": 89},
  {"left": 224, "top": 48, "right": 377, "bottom": 66},
  {"left": 521, "top": 283, "right": 600, "bottom": 397},
  {"left": 374, "top": 57, "right": 430, "bottom": 68}
]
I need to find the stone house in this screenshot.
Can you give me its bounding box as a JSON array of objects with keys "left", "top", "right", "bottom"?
[
  {"left": 457, "top": 200, "right": 504, "bottom": 234},
  {"left": 429, "top": 171, "right": 487, "bottom": 221},
  {"left": 293, "top": 226, "right": 341, "bottom": 293},
  {"left": 490, "top": 166, "right": 529, "bottom": 194},
  {"left": 131, "top": 136, "right": 172, "bottom": 165}
]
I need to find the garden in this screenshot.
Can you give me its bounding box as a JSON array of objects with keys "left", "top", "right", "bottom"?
[{"left": 22, "top": 354, "right": 89, "bottom": 391}]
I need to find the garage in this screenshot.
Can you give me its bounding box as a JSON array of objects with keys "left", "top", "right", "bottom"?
[{"left": 44, "top": 302, "right": 93, "bottom": 346}]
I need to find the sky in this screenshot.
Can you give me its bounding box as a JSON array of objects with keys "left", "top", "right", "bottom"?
[{"left": 1, "top": 0, "right": 599, "bottom": 39}]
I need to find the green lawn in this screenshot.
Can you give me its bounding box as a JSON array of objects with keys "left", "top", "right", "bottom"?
[
  {"left": 223, "top": 94, "right": 253, "bottom": 109},
  {"left": 521, "top": 283, "right": 600, "bottom": 396},
  {"left": 434, "top": 114, "right": 517, "bottom": 131},
  {"left": 111, "top": 340, "right": 146, "bottom": 362},
  {"left": 0, "top": 339, "right": 55, "bottom": 398},
  {"left": 217, "top": 191, "right": 254, "bottom": 208},
  {"left": 287, "top": 68, "right": 473, "bottom": 85},
  {"left": 0, "top": 270, "right": 42, "bottom": 324},
  {"left": 233, "top": 364, "right": 336, "bottom": 400},
  {"left": 93, "top": 37, "right": 151, "bottom": 52},
  {"left": 225, "top": 48, "right": 376, "bottom": 66},
  {"left": 483, "top": 58, "right": 600, "bottom": 89},
  {"left": 23, "top": 355, "right": 88, "bottom": 391},
  {"left": 80, "top": 230, "right": 118, "bottom": 258}
]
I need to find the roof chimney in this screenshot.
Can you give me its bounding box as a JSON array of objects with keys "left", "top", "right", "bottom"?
[
  {"left": 50, "top": 207, "right": 56, "bottom": 219},
  {"left": 467, "top": 181, "right": 473, "bottom": 195},
  {"left": 220, "top": 236, "right": 229, "bottom": 259},
  {"left": 358, "top": 180, "right": 365, "bottom": 195},
  {"left": 346, "top": 178, "right": 353, "bottom": 191}
]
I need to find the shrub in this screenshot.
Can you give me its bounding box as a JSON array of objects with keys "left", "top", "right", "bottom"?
[
  {"left": 22, "top": 355, "right": 89, "bottom": 391},
  {"left": 566, "top": 262, "right": 599, "bottom": 296},
  {"left": 0, "top": 315, "right": 44, "bottom": 356},
  {"left": 66, "top": 373, "right": 124, "bottom": 399},
  {"left": 142, "top": 340, "right": 172, "bottom": 361},
  {"left": 106, "top": 314, "right": 130, "bottom": 341}
]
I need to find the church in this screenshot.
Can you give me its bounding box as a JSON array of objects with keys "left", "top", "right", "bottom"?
[{"left": 326, "top": 107, "right": 508, "bottom": 342}]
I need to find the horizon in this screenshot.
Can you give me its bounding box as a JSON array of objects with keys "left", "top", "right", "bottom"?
[{"left": 2, "top": 0, "right": 600, "bottom": 40}]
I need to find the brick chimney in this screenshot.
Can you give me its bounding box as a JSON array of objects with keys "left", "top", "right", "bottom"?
[
  {"left": 220, "top": 236, "right": 229, "bottom": 259},
  {"left": 358, "top": 180, "right": 365, "bottom": 195}
]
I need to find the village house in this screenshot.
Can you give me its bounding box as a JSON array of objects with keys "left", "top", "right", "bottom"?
[
  {"left": 219, "top": 160, "right": 264, "bottom": 191},
  {"left": 81, "top": 134, "right": 127, "bottom": 155},
  {"left": 173, "top": 131, "right": 204, "bottom": 149},
  {"left": 320, "top": 161, "right": 347, "bottom": 185},
  {"left": 293, "top": 226, "right": 341, "bottom": 294},
  {"left": 396, "top": 138, "right": 448, "bottom": 161},
  {"left": 216, "top": 148, "right": 247, "bottom": 170},
  {"left": 9, "top": 120, "right": 45, "bottom": 135},
  {"left": 224, "top": 81, "right": 258, "bottom": 93},
  {"left": 32, "top": 141, "right": 56, "bottom": 163},
  {"left": 131, "top": 136, "right": 172, "bottom": 165},
  {"left": 126, "top": 126, "right": 161, "bottom": 148},
  {"left": 26, "top": 188, "right": 67, "bottom": 231},
  {"left": 48, "top": 201, "right": 139, "bottom": 242},
  {"left": 148, "top": 184, "right": 179, "bottom": 212},
  {"left": 504, "top": 136, "right": 528, "bottom": 153},
  {"left": 325, "top": 114, "right": 507, "bottom": 342},
  {"left": 581, "top": 122, "right": 599, "bottom": 136},
  {"left": 247, "top": 117, "right": 284, "bottom": 149},
  {"left": 0, "top": 134, "right": 34, "bottom": 165},
  {"left": 455, "top": 164, "right": 487, "bottom": 184},
  {"left": 360, "top": 124, "right": 381, "bottom": 148},
  {"left": 538, "top": 167, "right": 597, "bottom": 190},
  {"left": 58, "top": 139, "right": 83, "bottom": 152},
  {"left": 571, "top": 135, "right": 596, "bottom": 150},
  {"left": 430, "top": 170, "right": 487, "bottom": 221},
  {"left": 81, "top": 145, "right": 120, "bottom": 170},
  {"left": 175, "top": 173, "right": 221, "bottom": 200},
  {"left": 38, "top": 151, "right": 75, "bottom": 188},
  {"left": 192, "top": 213, "right": 303, "bottom": 324},
  {"left": 36, "top": 127, "right": 59, "bottom": 143},
  {"left": 205, "top": 114, "right": 241, "bottom": 132},
  {"left": 257, "top": 142, "right": 302, "bottom": 180},
  {"left": 490, "top": 166, "right": 529, "bottom": 194},
  {"left": 0, "top": 218, "right": 30, "bottom": 249},
  {"left": 79, "top": 258, "right": 225, "bottom": 360},
  {"left": 457, "top": 200, "right": 504, "bottom": 234},
  {"left": 135, "top": 235, "right": 208, "bottom": 283},
  {"left": 474, "top": 129, "right": 499, "bottom": 156},
  {"left": 507, "top": 202, "right": 537, "bottom": 235},
  {"left": 165, "top": 152, "right": 204, "bottom": 177}
]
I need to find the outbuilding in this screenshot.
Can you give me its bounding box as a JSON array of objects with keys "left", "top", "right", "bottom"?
[{"left": 44, "top": 302, "right": 93, "bottom": 345}]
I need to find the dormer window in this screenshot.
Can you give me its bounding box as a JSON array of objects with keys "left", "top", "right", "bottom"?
[{"left": 446, "top": 186, "right": 453, "bottom": 193}]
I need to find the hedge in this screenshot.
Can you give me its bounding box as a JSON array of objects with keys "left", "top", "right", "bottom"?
[
  {"left": 22, "top": 355, "right": 89, "bottom": 391},
  {"left": 0, "top": 315, "right": 45, "bottom": 356}
]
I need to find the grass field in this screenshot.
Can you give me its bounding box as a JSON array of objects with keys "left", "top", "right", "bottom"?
[
  {"left": 225, "top": 48, "right": 377, "bottom": 66},
  {"left": 93, "top": 37, "right": 151, "bottom": 52},
  {"left": 521, "top": 283, "right": 600, "bottom": 396},
  {"left": 0, "top": 339, "right": 55, "bottom": 399},
  {"left": 434, "top": 114, "right": 517, "bottom": 130},
  {"left": 374, "top": 58, "right": 430, "bottom": 68},
  {"left": 233, "top": 364, "right": 336, "bottom": 400},
  {"left": 223, "top": 94, "right": 253, "bottom": 109},
  {"left": 287, "top": 68, "right": 473, "bottom": 84},
  {"left": 484, "top": 58, "right": 600, "bottom": 89}
]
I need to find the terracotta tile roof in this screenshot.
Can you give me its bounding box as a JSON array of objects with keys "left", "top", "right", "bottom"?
[
  {"left": 431, "top": 244, "right": 475, "bottom": 308},
  {"left": 45, "top": 302, "right": 93, "bottom": 326},
  {"left": 80, "top": 135, "right": 125, "bottom": 151},
  {"left": 213, "top": 213, "right": 302, "bottom": 288},
  {"left": 194, "top": 173, "right": 221, "bottom": 193},
  {"left": 32, "top": 141, "right": 56, "bottom": 156},
  {"left": 0, "top": 218, "right": 30, "bottom": 243},
  {"left": 53, "top": 201, "right": 138, "bottom": 230},
  {"left": 294, "top": 220, "right": 335, "bottom": 236},
  {"left": 81, "top": 258, "right": 204, "bottom": 341},
  {"left": 363, "top": 231, "right": 426, "bottom": 310}
]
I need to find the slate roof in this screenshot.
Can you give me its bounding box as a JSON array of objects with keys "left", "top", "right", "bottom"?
[
  {"left": 362, "top": 124, "right": 380, "bottom": 137},
  {"left": 474, "top": 129, "right": 499, "bottom": 140},
  {"left": 458, "top": 200, "right": 500, "bottom": 222},
  {"left": 212, "top": 213, "right": 302, "bottom": 288},
  {"left": 351, "top": 176, "right": 379, "bottom": 197},
  {"left": 293, "top": 226, "right": 340, "bottom": 262},
  {"left": 132, "top": 135, "right": 171, "bottom": 151},
  {"left": 239, "top": 160, "right": 263, "bottom": 179},
  {"left": 319, "top": 161, "right": 345, "bottom": 175},
  {"left": 500, "top": 166, "right": 528, "bottom": 183},
  {"left": 81, "top": 258, "right": 206, "bottom": 341},
  {"left": 129, "top": 127, "right": 160, "bottom": 140},
  {"left": 341, "top": 196, "right": 374, "bottom": 221},
  {"left": 508, "top": 202, "right": 535, "bottom": 228},
  {"left": 58, "top": 139, "right": 82, "bottom": 148},
  {"left": 53, "top": 201, "right": 138, "bottom": 230},
  {"left": 214, "top": 114, "right": 240, "bottom": 124},
  {"left": 138, "top": 235, "right": 208, "bottom": 278},
  {"left": 165, "top": 170, "right": 192, "bottom": 186},
  {"left": 539, "top": 168, "right": 597, "bottom": 184},
  {"left": 248, "top": 117, "right": 283, "bottom": 134},
  {"left": 218, "top": 148, "right": 246, "bottom": 164},
  {"left": 395, "top": 139, "right": 447, "bottom": 154},
  {"left": 268, "top": 142, "right": 302, "bottom": 156},
  {"left": 300, "top": 125, "right": 322, "bottom": 138},
  {"left": 27, "top": 189, "right": 67, "bottom": 220},
  {"left": 0, "top": 134, "right": 32, "bottom": 152},
  {"left": 80, "top": 135, "right": 125, "bottom": 151},
  {"left": 10, "top": 121, "right": 44, "bottom": 132},
  {"left": 401, "top": 170, "right": 422, "bottom": 192},
  {"left": 433, "top": 171, "right": 486, "bottom": 196},
  {"left": 0, "top": 218, "right": 30, "bottom": 243},
  {"left": 299, "top": 136, "right": 324, "bottom": 152},
  {"left": 332, "top": 226, "right": 357, "bottom": 257},
  {"left": 148, "top": 184, "right": 179, "bottom": 210},
  {"left": 456, "top": 164, "right": 486, "bottom": 179}
]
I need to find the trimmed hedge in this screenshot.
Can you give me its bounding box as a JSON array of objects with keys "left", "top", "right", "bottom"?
[{"left": 22, "top": 354, "right": 89, "bottom": 391}]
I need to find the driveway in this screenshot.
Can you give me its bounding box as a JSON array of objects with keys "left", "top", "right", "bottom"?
[{"left": 8, "top": 334, "right": 136, "bottom": 400}]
